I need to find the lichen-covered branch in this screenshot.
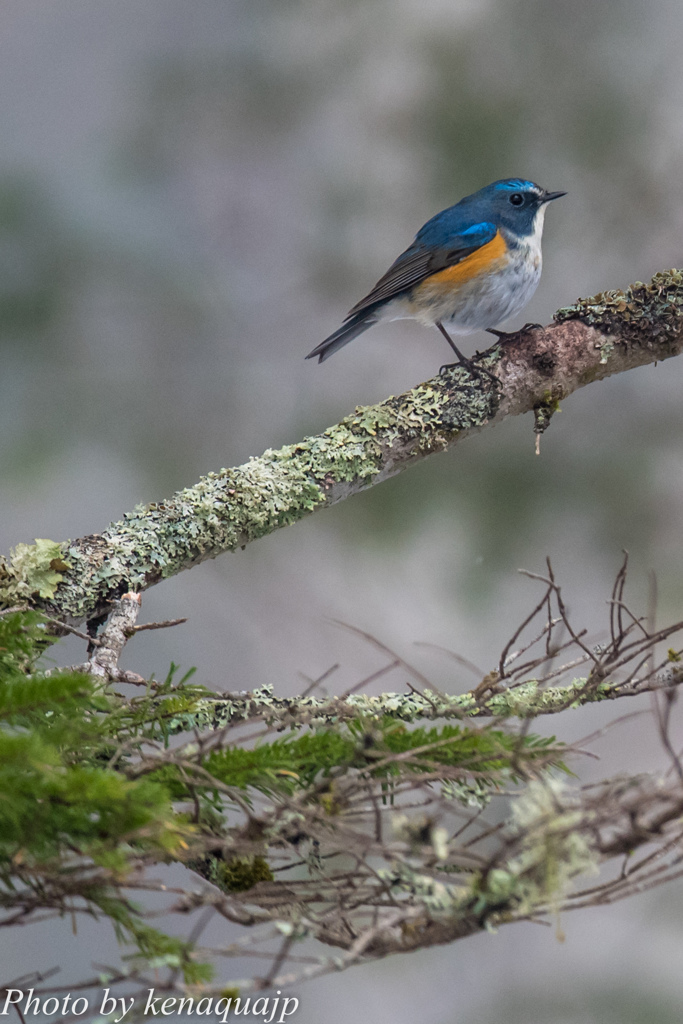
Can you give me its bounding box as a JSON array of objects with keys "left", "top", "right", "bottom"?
[
  {"left": 166, "top": 667, "right": 683, "bottom": 733},
  {"left": 3, "top": 270, "right": 683, "bottom": 625}
]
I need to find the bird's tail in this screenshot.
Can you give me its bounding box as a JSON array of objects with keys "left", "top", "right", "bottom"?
[{"left": 305, "top": 314, "right": 375, "bottom": 363}]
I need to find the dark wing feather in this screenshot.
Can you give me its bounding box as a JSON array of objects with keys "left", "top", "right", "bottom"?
[{"left": 344, "top": 223, "right": 497, "bottom": 320}]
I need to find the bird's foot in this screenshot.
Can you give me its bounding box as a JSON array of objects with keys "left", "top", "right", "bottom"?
[
  {"left": 439, "top": 356, "right": 501, "bottom": 388},
  {"left": 486, "top": 322, "right": 543, "bottom": 342},
  {"left": 435, "top": 320, "right": 500, "bottom": 387}
]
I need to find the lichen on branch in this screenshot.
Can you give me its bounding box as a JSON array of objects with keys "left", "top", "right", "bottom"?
[
  {"left": 2, "top": 268, "right": 683, "bottom": 626},
  {"left": 164, "top": 669, "right": 683, "bottom": 735}
]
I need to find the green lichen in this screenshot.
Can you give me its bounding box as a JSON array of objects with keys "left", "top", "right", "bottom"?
[
  {"left": 554, "top": 269, "right": 683, "bottom": 346},
  {"left": 347, "top": 403, "right": 399, "bottom": 436},
  {"left": 0, "top": 538, "right": 71, "bottom": 605}
]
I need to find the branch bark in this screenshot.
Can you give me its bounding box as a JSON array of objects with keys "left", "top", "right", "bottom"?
[{"left": 2, "top": 269, "right": 683, "bottom": 625}]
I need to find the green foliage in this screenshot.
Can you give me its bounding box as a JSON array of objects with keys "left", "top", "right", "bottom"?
[
  {"left": 195, "top": 718, "right": 565, "bottom": 798},
  {"left": 377, "top": 722, "right": 562, "bottom": 778},
  {"left": 0, "top": 611, "right": 206, "bottom": 983}
]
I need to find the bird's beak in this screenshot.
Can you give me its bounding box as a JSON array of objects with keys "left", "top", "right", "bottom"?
[{"left": 542, "top": 190, "right": 567, "bottom": 202}]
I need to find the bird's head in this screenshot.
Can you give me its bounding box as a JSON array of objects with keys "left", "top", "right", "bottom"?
[{"left": 467, "top": 178, "right": 566, "bottom": 239}]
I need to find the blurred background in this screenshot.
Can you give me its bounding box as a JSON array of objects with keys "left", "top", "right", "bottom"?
[{"left": 3, "top": 0, "right": 683, "bottom": 1020}]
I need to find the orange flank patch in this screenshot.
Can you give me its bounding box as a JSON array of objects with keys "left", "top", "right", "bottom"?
[{"left": 421, "top": 230, "right": 508, "bottom": 291}]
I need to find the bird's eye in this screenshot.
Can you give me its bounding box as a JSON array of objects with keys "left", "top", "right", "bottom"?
[{"left": 509, "top": 193, "right": 524, "bottom": 206}]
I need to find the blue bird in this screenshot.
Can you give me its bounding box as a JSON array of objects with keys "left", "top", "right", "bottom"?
[{"left": 306, "top": 178, "right": 565, "bottom": 377}]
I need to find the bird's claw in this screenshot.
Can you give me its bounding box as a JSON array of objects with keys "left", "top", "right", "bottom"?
[
  {"left": 486, "top": 322, "right": 543, "bottom": 342},
  {"left": 439, "top": 359, "right": 501, "bottom": 389}
]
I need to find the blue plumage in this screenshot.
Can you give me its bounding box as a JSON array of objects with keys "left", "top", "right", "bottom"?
[{"left": 414, "top": 215, "right": 497, "bottom": 250}]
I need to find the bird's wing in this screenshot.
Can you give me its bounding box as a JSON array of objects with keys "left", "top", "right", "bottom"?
[{"left": 345, "top": 220, "right": 497, "bottom": 320}]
